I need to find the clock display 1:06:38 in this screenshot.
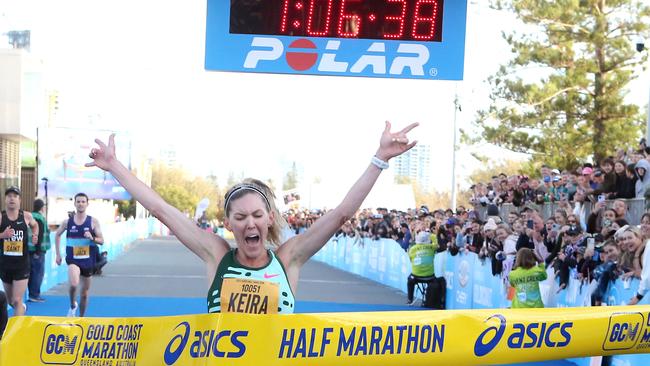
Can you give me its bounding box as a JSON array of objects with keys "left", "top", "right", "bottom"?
[{"left": 229, "top": 0, "right": 444, "bottom": 42}]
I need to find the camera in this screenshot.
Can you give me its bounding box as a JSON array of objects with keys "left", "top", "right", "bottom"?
[
  {"left": 495, "top": 251, "right": 506, "bottom": 261},
  {"left": 637, "top": 42, "right": 646, "bottom": 52}
]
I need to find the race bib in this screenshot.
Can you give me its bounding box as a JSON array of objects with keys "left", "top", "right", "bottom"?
[
  {"left": 73, "top": 246, "right": 90, "bottom": 259},
  {"left": 220, "top": 278, "right": 279, "bottom": 314},
  {"left": 3, "top": 240, "right": 23, "bottom": 256},
  {"left": 517, "top": 291, "right": 527, "bottom": 302}
]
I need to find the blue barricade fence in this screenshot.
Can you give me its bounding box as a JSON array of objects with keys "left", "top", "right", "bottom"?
[
  {"left": 313, "top": 235, "right": 650, "bottom": 365},
  {"left": 39, "top": 217, "right": 167, "bottom": 294}
]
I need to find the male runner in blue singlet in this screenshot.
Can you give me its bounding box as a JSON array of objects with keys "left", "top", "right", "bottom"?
[{"left": 54, "top": 193, "right": 104, "bottom": 317}]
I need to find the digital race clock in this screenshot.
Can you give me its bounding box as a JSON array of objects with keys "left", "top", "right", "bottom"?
[{"left": 205, "top": 0, "right": 467, "bottom": 79}]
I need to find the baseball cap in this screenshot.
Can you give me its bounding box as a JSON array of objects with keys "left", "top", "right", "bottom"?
[
  {"left": 566, "top": 225, "right": 582, "bottom": 236},
  {"left": 483, "top": 218, "right": 498, "bottom": 231},
  {"left": 593, "top": 169, "right": 603, "bottom": 177},
  {"left": 4, "top": 186, "right": 20, "bottom": 196},
  {"left": 552, "top": 176, "right": 561, "bottom": 182},
  {"left": 415, "top": 231, "right": 432, "bottom": 244},
  {"left": 551, "top": 169, "right": 560, "bottom": 175},
  {"left": 446, "top": 217, "right": 459, "bottom": 226},
  {"left": 582, "top": 167, "right": 594, "bottom": 175}
]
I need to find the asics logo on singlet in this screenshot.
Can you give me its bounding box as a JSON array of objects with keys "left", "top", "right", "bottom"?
[{"left": 243, "top": 37, "right": 429, "bottom": 76}]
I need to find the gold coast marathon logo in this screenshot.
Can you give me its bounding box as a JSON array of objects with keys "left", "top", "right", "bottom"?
[{"left": 40, "top": 323, "right": 143, "bottom": 366}]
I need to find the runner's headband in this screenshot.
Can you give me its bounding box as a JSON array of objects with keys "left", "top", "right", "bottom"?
[{"left": 224, "top": 184, "right": 271, "bottom": 213}]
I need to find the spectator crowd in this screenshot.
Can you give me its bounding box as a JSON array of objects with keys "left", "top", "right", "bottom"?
[{"left": 283, "top": 144, "right": 650, "bottom": 309}]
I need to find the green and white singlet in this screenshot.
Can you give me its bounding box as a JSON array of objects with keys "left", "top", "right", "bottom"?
[{"left": 207, "top": 249, "right": 295, "bottom": 314}]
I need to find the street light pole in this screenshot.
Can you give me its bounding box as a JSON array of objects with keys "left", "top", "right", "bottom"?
[
  {"left": 639, "top": 41, "right": 650, "bottom": 143},
  {"left": 451, "top": 85, "right": 461, "bottom": 211}
]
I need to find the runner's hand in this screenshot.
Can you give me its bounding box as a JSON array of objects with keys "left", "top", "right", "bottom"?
[
  {"left": 86, "top": 133, "right": 117, "bottom": 171},
  {"left": 1, "top": 226, "right": 14, "bottom": 239},
  {"left": 56, "top": 253, "right": 62, "bottom": 266},
  {"left": 375, "top": 121, "right": 418, "bottom": 161}
]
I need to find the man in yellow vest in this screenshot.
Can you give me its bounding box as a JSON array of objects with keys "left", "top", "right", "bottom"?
[{"left": 406, "top": 231, "right": 438, "bottom": 305}]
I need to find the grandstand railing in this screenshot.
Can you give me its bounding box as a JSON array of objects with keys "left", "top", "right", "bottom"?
[{"left": 473, "top": 198, "right": 646, "bottom": 225}]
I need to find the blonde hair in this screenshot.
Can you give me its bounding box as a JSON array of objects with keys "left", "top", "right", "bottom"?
[{"left": 224, "top": 178, "right": 287, "bottom": 247}]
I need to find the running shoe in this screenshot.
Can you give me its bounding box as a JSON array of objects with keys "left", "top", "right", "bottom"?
[
  {"left": 406, "top": 298, "right": 417, "bottom": 306},
  {"left": 28, "top": 297, "right": 46, "bottom": 303},
  {"left": 67, "top": 302, "right": 78, "bottom": 317}
]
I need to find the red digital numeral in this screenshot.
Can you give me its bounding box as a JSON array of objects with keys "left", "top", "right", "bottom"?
[
  {"left": 307, "top": 0, "right": 334, "bottom": 36},
  {"left": 412, "top": 0, "right": 439, "bottom": 40},
  {"left": 280, "top": 0, "right": 291, "bottom": 33},
  {"left": 383, "top": 0, "right": 406, "bottom": 39},
  {"left": 337, "top": 0, "right": 361, "bottom": 37}
]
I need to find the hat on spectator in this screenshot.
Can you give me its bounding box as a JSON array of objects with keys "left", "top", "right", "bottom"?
[
  {"left": 483, "top": 218, "right": 498, "bottom": 231},
  {"left": 446, "top": 217, "right": 459, "bottom": 226},
  {"left": 543, "top": 176, "right": 551, "bottom": 183},
  {"left": 566, "top": 225, "right": 582, "bottom": 236},
  {"left": 614, "top": 225, "right": 629, "bottom": 240},
  {"left": 582, "top": 167, "right": 593, "bottom": 175},
  {"left": 593, "top": 169, "right": 604, "bottom": 177},
  {"left": 552, "top": 176, "right": 561, "bottom": 182},
  {"left": 551, "top": 169, "right": 560, "bottom": 175},
  {"left": 415, "top": 231, "right": 432, "bottom": 244},
  {"left": 372, "top": 213, "right": 383, "bottom": 219},
  {"left": 4, "top": 186, "right": 20, "bottom": 196}
]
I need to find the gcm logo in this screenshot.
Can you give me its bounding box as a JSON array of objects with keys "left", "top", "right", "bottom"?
[
  {"left": 40, "top": 324, "right": 83, "bottom": 365},
  {"left": 602, "top": 312, "right": 644, "bottom": 351},
  {"left": 45, "top": 334, "right": 79, "bottom": 355}
]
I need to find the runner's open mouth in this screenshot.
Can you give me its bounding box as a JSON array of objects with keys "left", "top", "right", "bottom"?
[{"left": 245, "top": 234, "right": 260, "bottom": 245}]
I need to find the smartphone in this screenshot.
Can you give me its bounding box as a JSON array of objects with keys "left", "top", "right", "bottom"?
[
  {"left": 587, "top": 237, "right": 595, "bottom": 252},
  {"left": 526, "top": 220, "right": 534, "bottom": 229},
  {"left": 598, "top": 194, "right": 606, "bottom": 203},
  {"left": 552, "top": 224, "right": 561, "bottom": 232}
]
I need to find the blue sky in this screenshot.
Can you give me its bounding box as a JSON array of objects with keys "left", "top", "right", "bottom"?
[{"left": 1, "top": 0, "right": 648, "bottom": 193}]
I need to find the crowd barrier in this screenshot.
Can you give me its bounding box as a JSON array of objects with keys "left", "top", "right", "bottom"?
[
  {"left": 313, "top": 235, "right": 650, "bottom": 364},
  {"left": 474, "top": 198, "right": 646, "bottom": 225},
  {"left": 38, "top": 217, "right": 169, "bottom": 294}
]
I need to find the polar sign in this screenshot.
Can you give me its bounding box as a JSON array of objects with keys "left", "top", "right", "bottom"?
[{"left": 205, "top": 0, "right": 467, "bottom": 80}]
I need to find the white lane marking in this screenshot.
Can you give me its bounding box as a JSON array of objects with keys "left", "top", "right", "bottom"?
[{"left": 101, "top": 274, "right": 204, "bottom": 279}]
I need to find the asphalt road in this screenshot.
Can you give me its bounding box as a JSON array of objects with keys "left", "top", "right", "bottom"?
[{"left": 44, "top": 236, "right": 409, "bottom": 310}]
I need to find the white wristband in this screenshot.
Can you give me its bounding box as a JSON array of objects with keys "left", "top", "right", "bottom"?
[{"left": 371, "top": 156, "right": 389, "bottom": 170}]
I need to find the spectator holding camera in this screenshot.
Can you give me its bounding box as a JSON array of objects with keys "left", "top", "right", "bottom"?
[
  {"left": 591, "top": 240, "right": 621, "bottom": 306},
  {"left": 516, "top": 211, "right": 544, "bottom": 252},
  {"left": 396, "top": 222, "right": 412, "bottom": 251},
  {"left": 553, "top": 225, "right": 583, "bottom": 291}
]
